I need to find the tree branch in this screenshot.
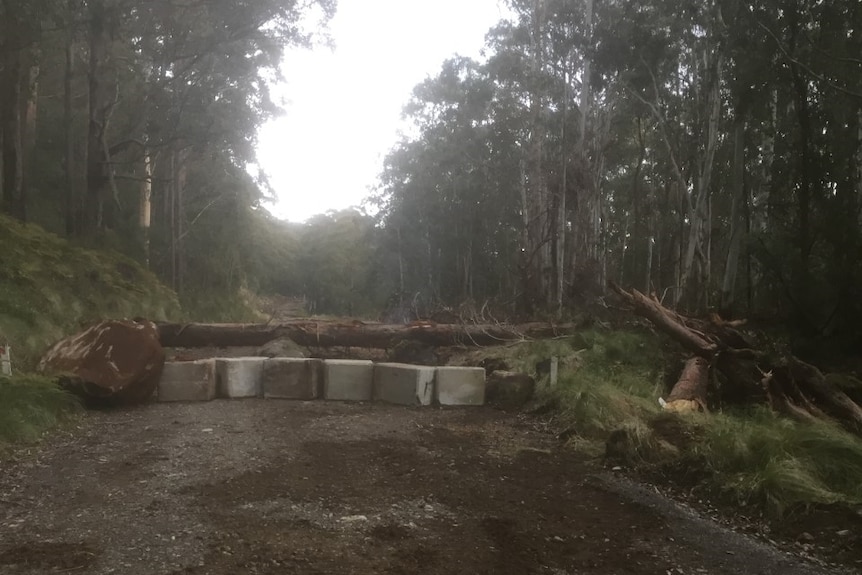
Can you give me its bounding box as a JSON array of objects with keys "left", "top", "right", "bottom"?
[{"left": 758, "top": 21, "right": 862, "bottom": 100}]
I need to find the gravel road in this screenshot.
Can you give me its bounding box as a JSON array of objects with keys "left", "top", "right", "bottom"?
[{"left": 0, "top": 400, "right": 846, "bottom": 574}]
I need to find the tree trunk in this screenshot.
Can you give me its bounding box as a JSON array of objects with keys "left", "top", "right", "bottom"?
[
  {"left": 720, "top": 118, "right": 746, "bottom": 315},
  {"left": 526, "top": 0, "right": 551, "bottom": 307},
  {"left": 156, "top": 320, "right": 584, "bottom": 350},
  {"left": 787, "top": 14, "right": 816, "bottom": 333},
  {"left": 64, "top": 19, "right": 77, "bottom": 235},
  {"left": 676, "top": 51, "right": 722, "bottom": 309},
  {"left": 556, "top": 63, "right": 568, "bottom": 316},
  {"left": 85, "top": 0, "right": 115, "bottom": 232},
  {"left": 857, "top": 108, "right": 862, "bottom": 228},
  {"left": 18, "top": 44, "right": 39, "bottom": 221},
  {"left": 140, "top": 147, "right": 153, "bottom": 266},
  {"left": 663, "top": 357, "right": 709, "bottom": 413},
  {"left": 1, "top": 9, "right": 27, "bottom": 220}
]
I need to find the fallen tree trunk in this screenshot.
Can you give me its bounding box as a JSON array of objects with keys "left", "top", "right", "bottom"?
[
  {"left": 610, "top": 283, "right": 862, "bottom": 435},
  {"left": 157, "top": 320, "right": 580, "bottom": 349},
  {"left": 663, "top": 357, "right": 709, "bottom": 413}
]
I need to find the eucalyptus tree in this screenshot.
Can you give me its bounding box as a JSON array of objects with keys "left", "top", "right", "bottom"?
[
  {"left": 378, "top": 56, "right": 521, "bottom": 308},
  {"left": 0, "top": 0, "right": 44, "bottom": 222},
  {"left": 1, "top": 0, "right": 335, "bottom": 306}
]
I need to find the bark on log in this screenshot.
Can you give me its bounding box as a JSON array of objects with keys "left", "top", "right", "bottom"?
[
  {"left": 664, "top": 357, "right": 709, "bottom": 413},
  {"left": 609, "top": 285, "right": 718, "bottom": 357},
  {"left": 157, "top": 320, "right": 580, "bottom": 349},
  {"left": 778, "top": 357, "right": 862, "bottom": 432}
]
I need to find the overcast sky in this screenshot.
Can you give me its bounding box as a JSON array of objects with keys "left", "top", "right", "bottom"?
[{"left": 255, "top": 0, "right": 508, "bottom": 222}]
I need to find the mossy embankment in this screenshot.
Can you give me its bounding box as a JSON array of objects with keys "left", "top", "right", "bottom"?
[
  {"left": 0, "top": 214, "right": 181, "bottom": 369},
  {"left": 0, "top": 215, "right": 185, "bottom": 451}
]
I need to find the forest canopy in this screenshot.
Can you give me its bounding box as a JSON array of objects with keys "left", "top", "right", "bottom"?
[{"left": 1, "top": 0, "right": 860, "bottom": 350}]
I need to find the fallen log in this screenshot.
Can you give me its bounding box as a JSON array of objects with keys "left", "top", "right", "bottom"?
[
  {"left": 157, "top": 320, "right": 580, "bottom": 349},
  {"left": 662, "top": 357, "right": 709, "bottom": 414},
  {"left": 610, "top": 283, "right": 862, "bottom": 434}
]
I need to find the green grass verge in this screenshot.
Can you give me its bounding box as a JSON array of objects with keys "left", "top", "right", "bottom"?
[
  {"left": 0, "top": 374, "right": 82, "bottom": 451},
  {"left": 487, "top": 327, "right": 862, "bottom": 517}
]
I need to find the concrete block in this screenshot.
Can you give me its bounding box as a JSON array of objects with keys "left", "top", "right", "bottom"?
[
  {"left": 158, "top": 359, "right": 216, "bottom": 402},
  {"left": 373, "top": 363, "right": 435, "bottom": 406},
  {"left": 216, "top": 357, "right": 265, "bottom": 398},
  {"left": 435, "top": 366, "right": 486, "bottom": 406},
  {"left": 323, "top": 359, "right": 374, "bottom": 401},
  {"left": 262, "top": 358, "right": 323, "bottom": 400}
]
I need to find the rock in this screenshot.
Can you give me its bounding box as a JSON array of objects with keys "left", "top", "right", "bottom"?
[
  {"left": 485, "top": 370, "right": 536, "bottom": 410},
  {"left": 38, "top": 319, "right": 165, "bottom": 405},
  {"left": 255, "top": 337, "right": 307, "bottom": 358},
  {"left": 605, "top": 428, "right": 631, "bottom": 462},
  {"left": 479, "top": 357, "right": 509, "bottom": 376}
]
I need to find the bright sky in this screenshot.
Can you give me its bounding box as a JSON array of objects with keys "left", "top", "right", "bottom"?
[{"left": 256, "top": 0, "right": 509, "bottom": 222}]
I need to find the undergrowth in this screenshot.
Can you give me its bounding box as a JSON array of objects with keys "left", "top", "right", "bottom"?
[
  {"left": 0, "top": 374, "right": 81, "bottom": 451},
  {"left": 485, "top": 327, "right": 862, "bottom": 518},
  {"left": 179, "top": 286, "right": 264, "bottom": 323}
]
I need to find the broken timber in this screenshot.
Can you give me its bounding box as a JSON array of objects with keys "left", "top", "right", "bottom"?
[
  {"left": 157, "top": 320, "right": 579, "bottom": 349},
  {"left": 610, "top": 282, "right": 862, "bottom": 434}
]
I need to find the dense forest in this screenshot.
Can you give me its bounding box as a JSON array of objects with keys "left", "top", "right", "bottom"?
[{"left": 2, "top": 0, "right": 861, "bottom": 348}]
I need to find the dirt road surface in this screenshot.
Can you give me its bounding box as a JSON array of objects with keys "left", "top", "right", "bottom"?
[{"left": 0, "top": 401, "right": 846, "bottom": 574}]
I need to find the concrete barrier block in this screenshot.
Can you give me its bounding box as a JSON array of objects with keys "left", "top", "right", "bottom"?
[
  {"left": 216, "top": 357, "right": 265, "bottom": 398},
  {"left": 373, "top": 363, "right": 435, "bottom": 406},
  {"left": 435, "top": 366, "right": 486, "bottom": 406},
  {"left": 262, "top": 358, "right": 323, "bottom": 400},
  {"left": 324, "top": 359, "right": 374, "bottom": 401},
  {"left": 158, "top": 359, "right": 216, "bottom": 402}
]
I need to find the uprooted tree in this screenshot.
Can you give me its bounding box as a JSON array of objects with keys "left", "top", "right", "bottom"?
[{"left": 611, "top": 284, "right": 862, "bottom": 436}]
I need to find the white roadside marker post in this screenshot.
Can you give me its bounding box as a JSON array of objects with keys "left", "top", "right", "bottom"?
[
  {"left": 549, "top": 356, "right": 559, "bottom": 387},
  {"left": 0, "top": 344, "right": 11, "bottom": 376}
]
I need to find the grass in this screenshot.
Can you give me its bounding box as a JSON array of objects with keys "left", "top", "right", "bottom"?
[
  {"left": 485, "top": 326, "right": 862, "bottom": 517},
  {"left": 0, "top": 374, "right": 81, "bottom": 451},
  {"left": 179, "top": 286, "right": 264, "bottom": 323},
  {"left": 497, "top": 328, "right": 665, "bottom": 447},
  {"left": 0, "top": 214, "right": 182, "bottom": 369},
  {"left": 689, "top": 408, "right": 862, "bottom": 515}
]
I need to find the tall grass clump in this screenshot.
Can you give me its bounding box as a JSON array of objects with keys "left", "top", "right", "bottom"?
[
  {"left": 691, "top": 407, "right": 862, "bottom": 515},
  {"left": 512, "top": 328, "right": 667, "bottom": 456},
  {"left": 0, "top": 374, "right": 82, "bottom": 448}
]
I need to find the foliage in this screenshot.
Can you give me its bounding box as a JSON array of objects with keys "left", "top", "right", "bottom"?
[
  {"left": 1, "top": 0, "right": 335, "bottom": 317},
  {"left": 539, "top": 330, "right": 666, "bottom": 451},
  {"left": 691, "top": 409, "right": 862, "bottom": 516},
  {"left": 371, "top": 0, "right": 862, "bottom": 347},
  {"left": 295, "top": 209, "right": 389, "bottom": 317},
  {"left": 0, "top": 373, "right": 81, "bottom": 450},
  {"left": 0, "top": 214, "right": 181, "bottom": 368}
]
